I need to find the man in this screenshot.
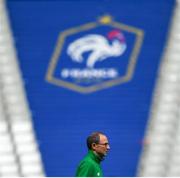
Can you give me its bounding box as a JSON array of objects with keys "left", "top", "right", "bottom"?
[{"left": 76, "top": 132, "right": 110, "bottom": 177}]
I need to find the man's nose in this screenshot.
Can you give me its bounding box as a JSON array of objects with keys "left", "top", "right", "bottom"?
[{"left": 107, "top": 144, "right": 110, "bottom": 150}]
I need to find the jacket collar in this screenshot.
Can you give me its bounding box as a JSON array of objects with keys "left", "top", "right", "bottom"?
[{"left": 88, "top": 150, "right": 101, "bottom": 164}]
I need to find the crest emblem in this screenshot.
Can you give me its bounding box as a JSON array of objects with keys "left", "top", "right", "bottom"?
[
  {"left": 46, "top": 15, "right": 144, "bottom": 93},
  {"left": 67, "top": 30, "right": 127, "bottom": 68}
]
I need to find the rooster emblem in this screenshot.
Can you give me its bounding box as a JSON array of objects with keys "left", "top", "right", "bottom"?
[{"left": 67, "top": 30, "right": 127, "bottom": 68}]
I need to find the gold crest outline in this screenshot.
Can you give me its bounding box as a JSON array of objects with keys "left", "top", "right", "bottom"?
[{"left": 45, "top": 15, "right": 144, "bottom": 94}]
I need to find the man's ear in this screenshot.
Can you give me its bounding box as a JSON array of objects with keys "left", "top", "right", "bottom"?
[{"left": 91, "top": 143, "right": 97, "bottom": 150}]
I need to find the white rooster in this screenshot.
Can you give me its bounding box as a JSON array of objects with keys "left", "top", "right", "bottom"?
[{"left": 67, "top": 30, "right": 126, "bottom": 68}]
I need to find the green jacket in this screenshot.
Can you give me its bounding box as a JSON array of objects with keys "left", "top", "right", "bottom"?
[{"left": 76, "top": 150, "right": 103, "bottom": 177}]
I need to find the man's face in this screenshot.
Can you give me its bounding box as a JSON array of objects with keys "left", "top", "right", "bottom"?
[{"left": 94, "top": 134, "right": 110, "bottom": 158}]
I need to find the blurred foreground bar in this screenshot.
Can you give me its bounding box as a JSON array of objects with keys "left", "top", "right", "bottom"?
[
  {"left": 138, "top": 0, "right": 180, "bottom": 176},
  {"left": 0, "top": 0, "right": 45, "bottom": 176}
]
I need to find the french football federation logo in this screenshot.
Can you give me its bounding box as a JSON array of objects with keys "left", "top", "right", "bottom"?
[{"left": 46, "top": 15, "right": 144, "bottom": 93}]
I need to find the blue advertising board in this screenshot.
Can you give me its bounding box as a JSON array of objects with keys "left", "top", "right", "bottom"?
[{"left": 7, "top": 0, "right": 175, "bottom": 176}]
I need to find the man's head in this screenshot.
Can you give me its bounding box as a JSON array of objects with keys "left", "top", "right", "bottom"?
[{"left": 87, "top": 132, "right": 110, "bottom": 159}]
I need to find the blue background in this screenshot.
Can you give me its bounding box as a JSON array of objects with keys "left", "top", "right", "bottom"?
[{"left": 7, "top": 0, "right": 175, "bottom": 176}]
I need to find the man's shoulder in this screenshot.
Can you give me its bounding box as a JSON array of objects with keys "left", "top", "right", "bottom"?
[
  {"left": 76, "top": 158, "right": 97, "bottom": 176},
  {"left": 80, "top": 156, "right": 96, "bottom": 167},
  {"left": 76, "top": 154, "right": 102, "bottom": 177}
]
